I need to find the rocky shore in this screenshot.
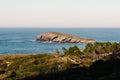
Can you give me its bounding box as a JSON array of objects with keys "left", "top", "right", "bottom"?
[{"left": 36, "top": 32, "right": 96, "bottom": 43}]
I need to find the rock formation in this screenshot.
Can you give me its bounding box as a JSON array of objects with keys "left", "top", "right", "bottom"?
[{"left": 36, "top": 32, "right": 96, "bottom": 43}]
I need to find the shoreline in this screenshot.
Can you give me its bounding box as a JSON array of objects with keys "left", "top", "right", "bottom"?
[{"left": 0, "top": 42, "right": 120, "bottom": 80}]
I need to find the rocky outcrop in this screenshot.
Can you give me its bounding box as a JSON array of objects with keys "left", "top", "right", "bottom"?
[{"left": 36, "top": 32, "right": 96, "bottom": 43}]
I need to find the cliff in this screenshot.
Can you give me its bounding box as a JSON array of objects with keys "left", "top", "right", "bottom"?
[{"left": 36, "top": 32, "right": 96, "bottom": 43}]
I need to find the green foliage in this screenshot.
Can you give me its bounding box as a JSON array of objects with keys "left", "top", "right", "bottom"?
[
  {"left": 0, "top": 63, "right": 7, "bottom": 69},
  {"left": 1, "top": 42, "right": 120, "bottom": 80},
  {"left": 62, "top": 46, "right": 83, "bottom": 56},
  {"left": 84, "top": 42, "right": 120, "bottom": 54},
  {"left": 84, "top": 43, "right": 94, "bottom": 53},
  {"left": 55, "top": 49, "right": 60, "bottom": 54},
  {"left": 0, "top": 54, "right": 58, "bottom": 79},
  {"left": 62, "top": 47, "right": 67, "bottom": 54}
]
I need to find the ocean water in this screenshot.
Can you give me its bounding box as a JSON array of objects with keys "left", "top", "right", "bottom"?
[{"left": 0, "top": 28, "right": 120, "bottom": 54}]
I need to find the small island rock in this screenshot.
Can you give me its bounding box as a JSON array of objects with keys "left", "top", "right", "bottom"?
[{"left": 36, "top": 32, "right": 96, "bottom": 43}]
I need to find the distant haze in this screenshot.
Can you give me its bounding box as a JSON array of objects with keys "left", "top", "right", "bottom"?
[{"left": 0, "top": 0, "right": 120, "bottom": 28}]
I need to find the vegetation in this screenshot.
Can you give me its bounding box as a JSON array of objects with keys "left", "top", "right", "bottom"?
[
  {"left": 61, "top": 42, "right": 120, "bottom": 56},
  {"left": 0, "top": 42, "right": 120, "bottom": 80},
  {"left": 84, "top": 42, "right": 120, "bottom": 54},
  {"left": 24, "top": 53, "right": 120, "bottom": 80},
  {"left": 0, "top": 54, "right": 80, "bottom": 80},
  {"left": 62, "top": 46, "right": 83, "bottom": 56}
]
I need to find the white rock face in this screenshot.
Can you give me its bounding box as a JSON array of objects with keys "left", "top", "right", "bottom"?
[{"left": 36, "top": 32, "right": 96, "bottom": 43}]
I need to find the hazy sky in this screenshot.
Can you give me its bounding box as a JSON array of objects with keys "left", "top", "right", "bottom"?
[{"left": 0, "top": 0, "right": 120, "bottom": 28}]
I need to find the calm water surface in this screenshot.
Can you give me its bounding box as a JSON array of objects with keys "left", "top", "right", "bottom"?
[{"left": 0, "top": 28, "right": 120, "bottom": 54}]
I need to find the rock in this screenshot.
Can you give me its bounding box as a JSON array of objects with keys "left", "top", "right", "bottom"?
[{"left": 36, "top": 32, "right": 96, "bottom": 43}]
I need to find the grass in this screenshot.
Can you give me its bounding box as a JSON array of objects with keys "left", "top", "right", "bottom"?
[
  {"left": 0, "top": 52, "right": 120, "bottom": 80},
  {"left": 0, "top": 54, "right": 77, "bottom": 79}
]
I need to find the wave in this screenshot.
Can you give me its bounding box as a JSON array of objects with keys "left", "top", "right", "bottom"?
[
  {"left": 97, "top": 40, "right": 120, "bottom": 43},
  {"left": 8, "top": 40, "right": 25, "bottom": 43},
  {"left": 36, "top": 41, "right": 83, "bottom": 45},
  {"left": 7, "top": 39, "right": 37, "bottom": 43},
  {"left": 31, "top": 40, "right": 36, "bottom": 42},
  {"left": 36, "top": 41, "right": 53, "bottom": 43}
]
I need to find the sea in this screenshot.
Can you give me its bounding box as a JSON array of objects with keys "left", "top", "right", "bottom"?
[{"left": 0, "top": 28, "right": 120, "bottom": 54}]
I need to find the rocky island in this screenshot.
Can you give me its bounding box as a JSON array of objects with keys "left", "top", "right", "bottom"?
[{"left": 36, "top": 32, "right": 96, "bottom": 43}]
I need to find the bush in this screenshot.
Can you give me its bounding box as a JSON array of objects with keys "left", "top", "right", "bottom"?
[
  {"left": 84, "top": 42, "right": 120, "bottom": 54},
  {"left": 62, "top": 46, "right": 83, "bottom": 56}
]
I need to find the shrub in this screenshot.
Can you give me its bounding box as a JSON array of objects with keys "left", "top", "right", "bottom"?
[
  {"left": 62, "top": 46, "right": 83, "bottom": 56},
  {"left": 84, "top": 42, "right": 120, "bottom": 54}
]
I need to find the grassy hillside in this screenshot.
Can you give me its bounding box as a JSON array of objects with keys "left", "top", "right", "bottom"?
[{"left": 0, "top": 42, "right": 120, "bottom": 80}]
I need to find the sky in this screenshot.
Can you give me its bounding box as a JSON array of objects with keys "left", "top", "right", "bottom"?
[{"left": 0, "top": 0, "right": 120, "bottom": 28}]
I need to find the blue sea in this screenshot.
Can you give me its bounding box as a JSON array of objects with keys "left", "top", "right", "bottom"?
[{"left": 0, "top": 28, "right": 120, "bottom": 54}]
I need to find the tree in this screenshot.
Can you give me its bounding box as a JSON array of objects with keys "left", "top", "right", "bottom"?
[
  {"left": 56, "top": 49, "right": 60, "bottom": 54},
  {"left": 62, "top": 47, "right": 68, "bottom": 55},
  {"left": 83, "top": 42, "right": 120, "bottom": 54},
  {"left": 62, "top": 46, "right": 83, "bottom": 56}
]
